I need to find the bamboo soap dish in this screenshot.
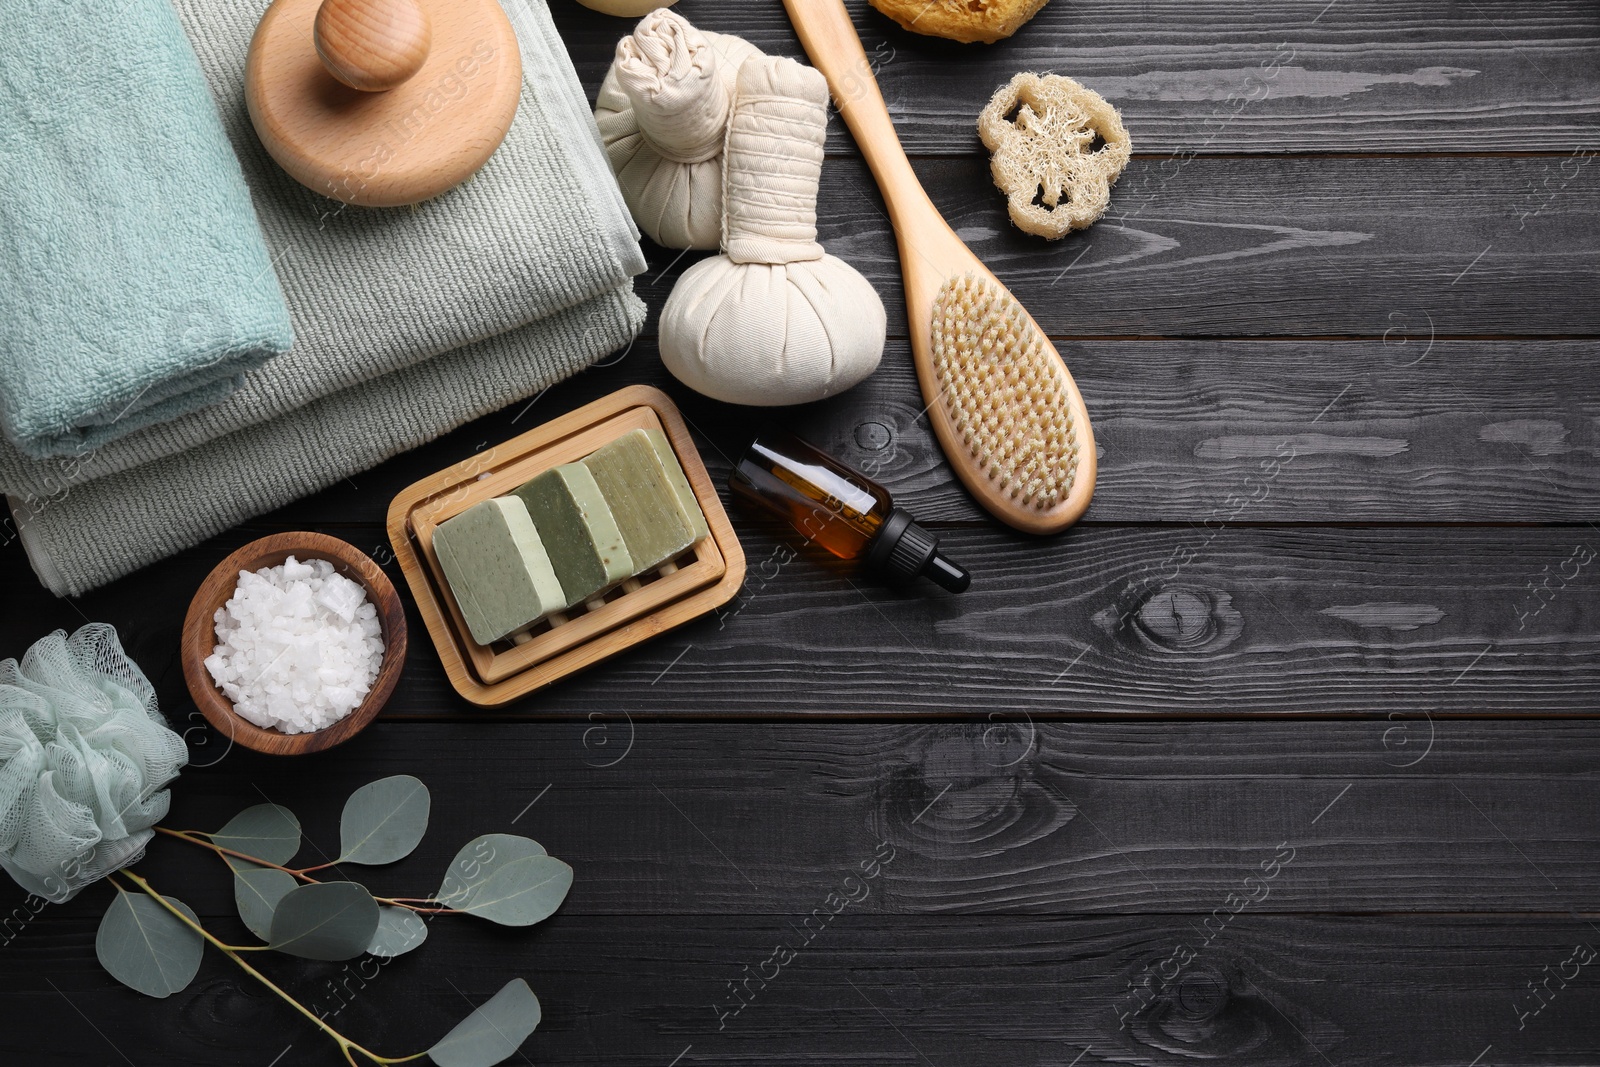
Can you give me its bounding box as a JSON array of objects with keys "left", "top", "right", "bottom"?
[{"left": 387, "top": 385, "right": 745, "bottom": 706}]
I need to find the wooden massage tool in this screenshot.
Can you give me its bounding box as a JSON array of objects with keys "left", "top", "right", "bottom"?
[
  {"left": 245, "top": 0, "right": 522, "bottom": 207},
  {"left": 784, "top": 0, "right": 1097, "bottom": 534}
]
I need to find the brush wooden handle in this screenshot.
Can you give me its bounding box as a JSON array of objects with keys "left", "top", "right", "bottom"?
[
  {"left": 781, "top": 0, "right": 935, "bottom": 230},
  {"left": 783, "top": 0, "right": 1098, "bottom": 535}
]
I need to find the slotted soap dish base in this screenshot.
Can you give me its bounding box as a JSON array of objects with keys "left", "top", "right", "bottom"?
[{"left": 387, "top": 385, "right": 746, "bottom": 706}]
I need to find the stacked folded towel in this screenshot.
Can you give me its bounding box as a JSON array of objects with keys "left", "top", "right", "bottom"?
[
  {"left": 0, "top": 0, "right": 294, "bottom": 460},
  {"left": 4, "top": 0, "right": 647, "bottom": 597}
]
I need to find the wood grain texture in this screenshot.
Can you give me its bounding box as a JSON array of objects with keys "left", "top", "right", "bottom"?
[
  {"left": 246, "top": 0, "right": 521, "bottom": 205},
  {"left": 0, "top": 720, "right": 1589, "bottom": 919},
  {"left": 21, "top": 516, "right": 1594, "bottom": 719},
  {"left": 117, "top": 338, "right": 1592, "bottom": 526},
  {"left": 553, "top": 0, "right": 1600, "bottom": 154},
  {"left": 2, "top": 914, "right": 1597, "bottom": 1065},
  {"left": 641, "top": 154, "right": 1600, "bottom": 339},
  {"left": 314, "top": 0, "right": 432, "bottom": 92},
  {"left": 11, "top": 337, "right": 1596, "bottom": 535}
]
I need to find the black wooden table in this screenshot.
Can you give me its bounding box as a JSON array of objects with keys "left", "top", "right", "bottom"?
[{"left": 4, "top": 1, "right": 1599, "bottom": 1063}]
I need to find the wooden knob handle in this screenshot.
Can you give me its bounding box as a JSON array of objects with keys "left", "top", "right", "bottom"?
[{"left": 314, "top": 0, "right": 432, "bottom": 92}]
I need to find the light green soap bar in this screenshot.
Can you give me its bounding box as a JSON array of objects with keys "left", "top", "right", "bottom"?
[
  {"left": 640, "top": 427, "right": 710, "bottom": 543},
  {"left": 513, "top": 463, "right": 633, "bottom": 606},
  {"left": 584, "top": 431, "right": 695, "bottom": 572},
  {"left": 433, "top": 497, "right": 566, "bottom": 645}
]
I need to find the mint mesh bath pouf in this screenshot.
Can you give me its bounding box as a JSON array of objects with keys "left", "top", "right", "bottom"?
[{"left": 0, "top": 625, "right": 187, "bottom": 902}]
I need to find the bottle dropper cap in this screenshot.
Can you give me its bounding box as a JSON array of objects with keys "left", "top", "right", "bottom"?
[{"left": 864, "top": 508, "right": 971, "bottom": 593}]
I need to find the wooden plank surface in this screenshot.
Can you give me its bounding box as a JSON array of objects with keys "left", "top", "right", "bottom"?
[
  {"left": 8, "top": 518, "right": 1595, "bottom": 718},
  {"left": 554, "top": 0, "right": 1600, "bottom": 154},
  {"left": 0, "top": 721, "right": 1595, "bottom": 919},
  {"left": 629, "top": 155, "right": 1600, "bottom": 339},
  {"left": 5, "top": 915, "right": 1598, "bottom": 1065},
  {"left": 14, "top": 335, "right": 1594, "bottom": 538},
  {"left": 3, "top": 1, "right": 1599, "bottom": 1064}
]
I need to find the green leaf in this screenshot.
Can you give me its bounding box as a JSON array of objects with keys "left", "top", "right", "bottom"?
[
  {"left": 211, "top": 804, "right": 301, "bottom": 866},
  {"left": 436, "top": 835, "right": 571, "bottom": 927},
  {"left": 269, "top": 881, "right": 380, "bottom": 961},
  {"left": 95, "top": 891, "right": 203, "bottom": 998},
  {"left": 428, "top": 978, "right": 541, "bottom": 1067},
  {"left": 339, "top": 775, "right": 431, "bottom": 865},
  {"left": 367, "top": 905, "right": 428, "bottom": 958},
  {"left": 436, "top": 834, "right": 545, "bottom": 904},
  {"left": 233, "top": 863, "right": 298, "bottom": 942}
]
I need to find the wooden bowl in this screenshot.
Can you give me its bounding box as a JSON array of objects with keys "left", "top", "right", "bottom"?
[{"left": 181, "top": 532, "right": 407, "bottom": 756}]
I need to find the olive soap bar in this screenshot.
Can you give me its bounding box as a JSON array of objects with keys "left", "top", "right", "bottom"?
[
  {"left": 434, "top": 497, "right": 567, "bottom": 645},
  {"left": 513, "top": 463, "right": 634, "bottom": 606},
  {"left": 583, "top": 429, "right": 703, "bottom": 571},
  {"left": 641, "top": 427, "right": 710, "bottom": 543}
]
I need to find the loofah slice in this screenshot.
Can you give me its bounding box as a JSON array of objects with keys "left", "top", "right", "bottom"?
[
  {"left": 931, "top": 274, "right": 1078, "bottom": 509},
  {"left": 978, "top": 72, "right": 1131, "bottom": 239},
  {"left": 867, "top": 0, "right": 1051, "bottom": 44}
]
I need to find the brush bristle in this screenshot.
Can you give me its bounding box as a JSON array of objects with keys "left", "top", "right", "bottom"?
[{"left": 930, "top": 274, "right": 1078, "bottom": 509}]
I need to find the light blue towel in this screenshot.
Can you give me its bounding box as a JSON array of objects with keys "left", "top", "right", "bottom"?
[{"left": 0, "top": 0, "right": 292, "bottom": 460}]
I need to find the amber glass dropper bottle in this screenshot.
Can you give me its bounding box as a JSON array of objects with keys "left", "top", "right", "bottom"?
[{"left": 730, "top": 433, "right": 971, "bottom": 592}]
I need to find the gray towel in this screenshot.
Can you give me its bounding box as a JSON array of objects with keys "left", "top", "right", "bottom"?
[
  {"left": 13, "top": 289, "right": 644, "bottom": 597},
  {"left": 5, "top": 0, "right": 648, "bottom": 595},
  {"left": 0, "top": 0, "right": 645, "bottom": 498}
]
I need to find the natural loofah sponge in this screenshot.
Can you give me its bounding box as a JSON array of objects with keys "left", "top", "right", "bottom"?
[
  {"left": 594, "top": 9, "right": 763, "bottom": 249},
  {"left": 577, "top": 0, "right": 678, "bottom": 15},
  {"left": 978, "top": 72, "right": 1131, "bottom": 239},
  {"left": 868, "top": 0, "right": 1050, "bottom": 44},
  {"left": 659, "top": 55, "right": 886, "bottom": 407}
]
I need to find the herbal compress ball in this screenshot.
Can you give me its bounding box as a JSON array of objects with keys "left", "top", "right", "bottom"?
[
  {"left": 593, "top": 9, "right": 762, "bottom": 249},
  {"left": 660, "top": 55, "right": 885, "bottom": 407}
]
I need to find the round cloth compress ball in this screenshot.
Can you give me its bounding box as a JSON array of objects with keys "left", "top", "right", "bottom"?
[
  {"left": 593, "top": 10, "right": 762, "bottom": 250},
  {"left": 978, "top": 72, "right": 1131, "bottom": 239},
  {"left": 660, "top": 54, "right": 885, "bottom": 407},
  {"left": 662, "top": 255, "right": 885, "bottom": 406}
]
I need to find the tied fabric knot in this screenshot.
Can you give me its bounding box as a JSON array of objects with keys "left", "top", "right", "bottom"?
[{"left": 614, "top": 9, "right": 730, "bottom": 165}]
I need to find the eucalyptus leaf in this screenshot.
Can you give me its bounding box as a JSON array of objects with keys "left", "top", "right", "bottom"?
[
  {"left": 269, "top": 881, "right": 380, "bottom": 961},
  {"left": 436, "top": 835, "right": 545, "bottom": 907},
  {"left": 436, "top": 835, "right": 571, "bottom": 927},
  {"left": 211, "top": 804, "right": 302, "bottom": 866},
  {"left": 95, "top": 891, "right": 203, "bottom": 998},
  {"left": 428, "top": 978, "right": 541, "bottom": 1067},
  {"left": 233, "top": 863, "right": 298, "bottom": 942},
  {"left": 367, "top": 905, "right": 429, "bottom": 958},
  {"left": 339, "top": 775, "right": 430, "bottom": 865}
]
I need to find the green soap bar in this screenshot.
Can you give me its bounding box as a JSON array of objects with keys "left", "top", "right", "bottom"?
[
  {"left": 584, "top": 430, "right": 696, "bottom": 572},
  {"left": 640, "top": 427, "right": 710, "bottom": 543},
  {"left": 513, "top": 463, "right": 634, "bottom": 606},
  {"left": 433, "top": 497, "right": 566, "bottom": 645}
]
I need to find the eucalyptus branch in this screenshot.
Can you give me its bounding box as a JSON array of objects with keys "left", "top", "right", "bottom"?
[
  {"left": 111, "top": 871, "right": 429, "bottom": 1066},
  {"left": 155, "top": 826, "right": 463, "bottom": 914},
  {"left": 91, "top": 779, "right": 559, "bottom": 1065}
]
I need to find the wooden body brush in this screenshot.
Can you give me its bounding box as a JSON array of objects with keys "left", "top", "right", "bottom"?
[{"left": 783, "top": 0, "right": 1096, "bottom": 534}]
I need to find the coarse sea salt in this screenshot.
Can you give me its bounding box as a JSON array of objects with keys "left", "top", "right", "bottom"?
[{"left": 204, "top": 555, "right": 384, "bottom": 734}]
